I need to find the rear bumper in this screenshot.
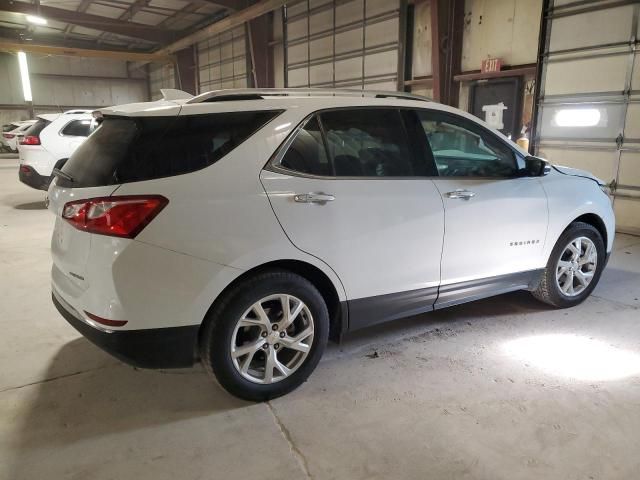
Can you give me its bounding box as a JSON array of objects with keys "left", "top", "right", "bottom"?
[
  {"left": 52, "top": 291, "right": 199, "bottom": 369},
  {"left": 19, "top": 165, "right": 50, "bottom": 190}
]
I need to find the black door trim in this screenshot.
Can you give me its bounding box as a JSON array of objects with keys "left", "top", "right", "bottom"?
[
  {"left": 347, "top": 286, "right": 439, "bottom": 331},
  {"left": 435, "top": 269, "right": 543, "bottom": 310},
  {"left": 345, "top": 269, "right": 543, "bottom": 332}
]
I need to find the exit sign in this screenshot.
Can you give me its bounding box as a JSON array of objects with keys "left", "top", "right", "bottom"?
[{"left": 481, "top": 57, "right": 502, "bottom": 73}]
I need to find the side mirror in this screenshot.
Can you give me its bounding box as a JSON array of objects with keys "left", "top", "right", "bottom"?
[{"left": 524, "top": 156, "right": 551, "bottom": 177}]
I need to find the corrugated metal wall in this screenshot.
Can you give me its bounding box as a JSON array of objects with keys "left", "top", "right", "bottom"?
[
  {"left": 149, "top": 63, "right": 177, "bottom": 100},
  {"left": 283, "top": 0, "right": 401, "bottom": 91},
  {"left": 197, "top": 26, "right": 249, "bottom": 92},
  {"left": 535, "top": 0, "right": 640, "bottom": 234},
  {"left": 1, "top": 52, "right": 148, "bottom": 121}
]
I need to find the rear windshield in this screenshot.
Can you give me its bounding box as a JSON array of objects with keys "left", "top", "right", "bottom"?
[
  {"left": 24, "top": 119, "right": 51, "bottom": 138},
  {"left": 3, "top": 124, "right": 19, "bottom": 132},
  {"left": 58, "top": 110, "right": 282, "bottom": 188}
]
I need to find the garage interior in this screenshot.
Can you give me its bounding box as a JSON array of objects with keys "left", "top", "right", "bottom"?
[{"left": 1, "top": 0, "right": 640, "bottom": 478}]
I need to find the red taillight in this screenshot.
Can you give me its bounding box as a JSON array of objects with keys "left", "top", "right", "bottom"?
[
  {"left": 3, "top": 133, "right": 15, "bottom": 139},
  {"left": 62, "top": 195, "right": 168, "bottom": 239},
  {"left": 20, "top": 135, "right": 40, "bottom": 145}
]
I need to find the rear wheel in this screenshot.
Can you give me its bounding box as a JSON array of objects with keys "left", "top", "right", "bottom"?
[
  {"left": 200, "top": 270, "right": 329, "bottom": 401},
  {"left": 532, "top": 222, "right": 605, "bottom": 308}
]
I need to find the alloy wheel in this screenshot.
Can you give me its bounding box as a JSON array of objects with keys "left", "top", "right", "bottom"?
[
  {"left": 230, "top": 294, "right": 314, "bottom": 384},
  {"left": 555, "top": 236, "right": 598, "bottom": 297}
]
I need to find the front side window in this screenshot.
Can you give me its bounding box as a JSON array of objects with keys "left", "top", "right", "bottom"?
[
  {"left": 61, "top": 119, "right": 93, "bottom": 137},
  {"left": 417, "top": 111, "right": 518, "bottom": 178},
  {"left": 320, "top": 109, "right": 418, "bottom": 177}
]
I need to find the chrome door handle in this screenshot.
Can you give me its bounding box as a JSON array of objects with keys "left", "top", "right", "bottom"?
[
  {"left": 293, "top": 192, "right": 335, "bottom": 204},
  {"left": 445, "top": 189, "right": 475, "bottom": 200}
]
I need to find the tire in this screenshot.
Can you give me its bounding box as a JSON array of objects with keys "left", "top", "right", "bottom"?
[
  {"left": 532, "top": 221, "right": 605, "bottom": 308},
  {"left": 200, "top": 270, "right": 329, "bottom": 401}
]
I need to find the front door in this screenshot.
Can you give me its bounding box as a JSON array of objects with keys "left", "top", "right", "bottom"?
[
  {"left": 261, "top": 109, "right": 445, "bottom": 330},
  {"left": 414, "top": 109, "right": 548, "bottom": 307}
]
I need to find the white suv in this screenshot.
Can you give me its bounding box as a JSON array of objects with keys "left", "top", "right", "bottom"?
[
  {"left": 48, "top": 89, "right": 615, "bottom": 401},
  {"left": 19, "top": 110, "right": 95, "bottom": 190}
]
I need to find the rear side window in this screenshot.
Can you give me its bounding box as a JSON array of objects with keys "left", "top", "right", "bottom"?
[
  {"left": 281, "top": 117, "right": 331, "bottom": 176},
  {"left": 320, "top": 109, "right": 416, "bottom": 177},
  {"left": 59, "top": 110, "right": 281, "bottom": 188},
  {"left": 61, "top": 119, "right": 92, "bottom": 137},
  {"left": 24, "top": 119, "right": 51, "bottom": 138},
  {"left": 277, "top": 109, "right": 431, "bottom": 178}
]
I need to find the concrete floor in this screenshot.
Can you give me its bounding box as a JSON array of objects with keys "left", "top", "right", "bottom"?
[{"left": 1, "top": 156, "right": 640, "bottom": 480}]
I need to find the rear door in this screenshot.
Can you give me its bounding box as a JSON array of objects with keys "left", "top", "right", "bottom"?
[{"left": 261, "top": 108, "right": 445, "bottom": 330}]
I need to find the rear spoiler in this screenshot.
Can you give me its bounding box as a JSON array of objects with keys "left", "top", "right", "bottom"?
[{"left": 160, "top": 89, "right": 193, "bottom": 101}]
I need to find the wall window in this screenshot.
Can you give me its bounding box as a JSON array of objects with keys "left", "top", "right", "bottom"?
[{"left": 417, "top": 111, "right": 518, "bottom": 178}]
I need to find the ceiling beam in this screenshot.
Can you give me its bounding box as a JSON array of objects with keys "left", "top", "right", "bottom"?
[
  {"left": 0, "top": 38, "right": 175, "bottom": 62},
  {"left": 186, "top": 0, "right": 244, "bottom": 11},
  {"left": 157, "top": 0, "right": 285, "bottom": 55},
  {"left": 0, "top": 0, "right": 175, "bottom": 43},
  {"left": 0, "top": 26, "right": 149, "bottom": 51}
]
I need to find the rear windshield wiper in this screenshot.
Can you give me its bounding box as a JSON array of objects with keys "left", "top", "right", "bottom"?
[{"left": 53, "top": 168, "right": 74, "bottom": 183}]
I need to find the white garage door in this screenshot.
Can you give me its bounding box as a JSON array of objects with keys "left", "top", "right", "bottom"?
[
  {"left": 535, "top": 1, "right": 640, "bottom": 234},
  {"left": 197, "top": 26, "right": 249, "bottom": 92},
  {"left": 284, "top": 0, "right": 401, "bottom": 91}
]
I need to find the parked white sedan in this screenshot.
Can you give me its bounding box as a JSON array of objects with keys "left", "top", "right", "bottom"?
[{"left": 48, "top": 89, "right": 615, "bottom": 401}]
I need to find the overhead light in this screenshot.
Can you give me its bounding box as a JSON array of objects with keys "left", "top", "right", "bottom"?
[
  {"left": 26, "top": 14, "right": 47, "bottom": 25},
  {"left": 17, "top": 52, "right": 33, "bottom": 102},
  {"left": 554, "top": 108, "right": 601, "bottom": 127}
]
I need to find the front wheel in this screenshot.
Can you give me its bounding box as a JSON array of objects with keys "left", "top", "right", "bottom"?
[
  {"left": 200, "top": 270, "right": 329, "bottom": 401},
  {"left": 532, "top": 221, "right": 605, "bottom": 308}
]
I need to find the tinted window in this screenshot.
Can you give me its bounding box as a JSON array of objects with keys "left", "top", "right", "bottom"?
[
  {"left": 3, "top": 124, "right": 18, "bottom": 132},
  {"left": 281, "top": 116, "right": 331, "bottom": 176},
  {"left": 61, "top": 119, "right": 92, "bottom": 137},
  {"left": 24, "top": 119, "right": 51, "bottom": 138},
  {"left": 417, "top": 111, "right": 517, "bottom": 177},
  {"left": 320, "top": 109, "right": 421, "bottom": 177},
  {"left": 59, "top": 110, "right": 281, "bottom": 188}
]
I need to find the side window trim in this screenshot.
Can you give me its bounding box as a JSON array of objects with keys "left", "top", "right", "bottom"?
[
  {"left": 415, "top": 108, "right": 526, "bottom": 178},
  {"left": 315, "top": 114, "right": 336, "bottom": 176}
]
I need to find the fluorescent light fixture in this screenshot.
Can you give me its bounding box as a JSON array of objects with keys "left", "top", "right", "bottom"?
[
  {"left": 26, "top": 14, "right": 47, "bottom": 25},
  {"left": 17, "top": 52, "right": 33, "bottom": 102},
  {"left": 554, "top": 108, "right": 601, "bottom": 127},
  {"left": 502, "top": 334, "right": 640, "bottom": 381}
]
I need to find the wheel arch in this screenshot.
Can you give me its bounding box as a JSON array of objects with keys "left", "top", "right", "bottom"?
[
  {"left": 198, "top": 259, "right": 347, "bottom": 349},
  {"left": 568, "top": 213, "right": 608, "bottom": 249}
]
